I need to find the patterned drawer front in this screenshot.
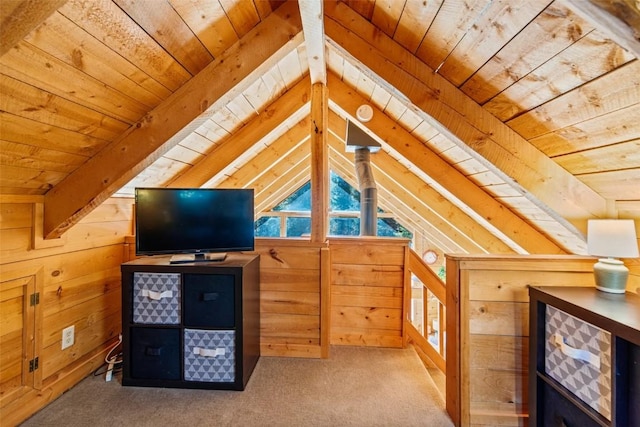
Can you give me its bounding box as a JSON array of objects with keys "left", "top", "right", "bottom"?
[
  {"left": 133, "top": 272, "right": 181, "bottom": 324},
  {"left": 545, "top": 305, "right": 612, "bottom": 420},
  {"left": 184, "top": 329, "right": 235, "bottom": 382}
]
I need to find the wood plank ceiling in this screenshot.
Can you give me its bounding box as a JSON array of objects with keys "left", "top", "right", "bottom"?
[{"left": 1, "top": 0, "right": 639, "bottom": 257}]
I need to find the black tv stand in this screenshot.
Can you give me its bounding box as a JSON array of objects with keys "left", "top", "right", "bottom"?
[
  {"left": 169, "top": 252, "right": 227, "bottom": 264},
  {"left": 121, "top": 253, "right": 260, "bottom": 390}
]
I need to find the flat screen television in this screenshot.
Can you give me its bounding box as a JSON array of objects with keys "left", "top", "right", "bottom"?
[{"left": 135, "top": 187, "right": 254, "bottom": 262}]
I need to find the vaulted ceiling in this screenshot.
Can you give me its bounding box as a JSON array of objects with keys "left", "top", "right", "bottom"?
[{"left": 1, "top": 0, "right": 639, "bottom": 257}]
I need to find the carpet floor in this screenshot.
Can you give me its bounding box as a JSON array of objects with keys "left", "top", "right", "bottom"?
[{"left": 21, "top": 346, "right": 453, "bottom": 427}]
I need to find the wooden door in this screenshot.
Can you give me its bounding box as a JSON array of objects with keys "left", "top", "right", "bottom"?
[{"left": 0, "top": 270, "right": 42, "bottom": 408}]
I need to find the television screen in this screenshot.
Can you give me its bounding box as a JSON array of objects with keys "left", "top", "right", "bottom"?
[{"left": 135, "top": 188, "right": 254, "bottom": 258}]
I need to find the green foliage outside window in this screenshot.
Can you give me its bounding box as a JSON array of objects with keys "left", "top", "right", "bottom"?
[{"left": 255, "top": 171, "right": 412, "bottom": 239}]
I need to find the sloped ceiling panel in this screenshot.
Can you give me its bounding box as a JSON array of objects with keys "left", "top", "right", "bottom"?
[{"left": 2, "top": 0, "right": 639, "bottom": 260}]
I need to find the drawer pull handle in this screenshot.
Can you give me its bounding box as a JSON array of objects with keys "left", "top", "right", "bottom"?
[
  {"left": 553, "top": 333, "right": 600, "bottom": 368},
  {"left": 145, "top": 346, "right": 162, "bottom": 356},
  {"left": 193, "top": 347, "right": 225, "bottom": 357},
  {"left": 202, "top": 292, "right": 219, "bottom": 301},
  {"left": 141, "top": 289, "right": 173, "bottom": 301}
]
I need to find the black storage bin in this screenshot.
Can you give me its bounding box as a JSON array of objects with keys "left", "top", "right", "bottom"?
[
  {"left": 183, "top": 273, "right": 235, "bottom": 328},
  {"left": 130, "top": 328, "right": 181, "bottom": 380},
  {"left": 541, "top": 380, "right": 601, "bottom": 427}
]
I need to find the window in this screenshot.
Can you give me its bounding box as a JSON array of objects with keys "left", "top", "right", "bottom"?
[{"left": 255, "top": 172, "right": 412, "bottom": 239}]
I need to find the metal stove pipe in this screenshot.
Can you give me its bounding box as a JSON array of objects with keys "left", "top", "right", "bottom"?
[{"left": 355, "top": 147, "right": 377, "bottom": 236}]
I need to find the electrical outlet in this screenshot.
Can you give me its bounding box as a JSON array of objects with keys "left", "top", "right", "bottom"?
[{"left": 61, "top": 325, "right": 74, "bottom": 350}]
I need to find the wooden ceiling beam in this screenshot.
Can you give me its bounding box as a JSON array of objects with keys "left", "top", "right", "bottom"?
[
  {"left": 41, "top": 1, "right": 303, "bottom": 239},
  {"left": 327, "top": 114, "right": 513, "bottom": 254},
  {"left": 299, "top": 0, "right": 327, "bottom": 84},
  {"left": 372, "top": 151, "right": 515, "bottom": 254},
  {"left": 309, "top": 82, "right": 329, "bottom": 242},
  {"left": 0, "top": 0, "right": 67, "bottom": 57},
  {"left": 325, "top": 1, "right": 606, "bottom": 236},
  {"left": 170, "top": 78, "right": 311, "bottom": 188},
  {"left": 254, "top": 153, "right": 311, "bottom": 213},
  {"left": 328, "top": 73, "right": 565, "bottom": 254},
  {"left": 215, "top": 118, "right": 311, "bottom": 191}
]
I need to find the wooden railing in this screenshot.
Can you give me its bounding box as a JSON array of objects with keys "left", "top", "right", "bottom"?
[{"left": 406, "top": 248, "right": 446, "bottom": 373}]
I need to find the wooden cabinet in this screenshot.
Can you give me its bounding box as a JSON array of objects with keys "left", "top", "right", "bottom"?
[
  {"left": 121, "top": 253, "right": 260, "bottom": 390},
  {"left": 529, "top": 286, "right": 640, "bottom": 426}
]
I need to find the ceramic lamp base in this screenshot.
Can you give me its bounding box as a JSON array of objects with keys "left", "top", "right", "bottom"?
[{"left": 593, "top": 258, "right": 628, "bottom": 294}]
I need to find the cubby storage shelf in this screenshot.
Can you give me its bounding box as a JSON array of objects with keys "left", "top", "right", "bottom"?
[
  {"left": 529, "top": 286, "right": 640, "bottom": 427},
  {"left": 121, "top": 253, "right": 260, "bottom": 390}
]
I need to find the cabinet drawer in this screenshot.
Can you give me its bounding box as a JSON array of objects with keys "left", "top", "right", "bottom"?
[
  {"left": 130, "top": 328, "right": 181, "bottom": 380},
  {"left": 183, "top": 273, "right": 235, "bottom": 328},
  {"left": 184, "top": 329, "right": 235, "bottom": 382},
  {"left": 133, "top": 272, "right": 181, "bottom": 324},
  {"left": 541, "top": 380, "right": 600, "bottom": 427},
  {"left": 545, "top": 305, "right": 612, "bottom": 420}
]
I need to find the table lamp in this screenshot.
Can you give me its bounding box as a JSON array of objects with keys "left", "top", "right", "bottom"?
[{"left": 587, "top": 219, "right": 639, "bottom": 293}]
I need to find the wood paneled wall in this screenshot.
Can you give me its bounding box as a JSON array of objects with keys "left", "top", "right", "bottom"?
[
  {"left": 328, "top": 237, "right": 409, "bottom": 348},
  {"left": 445, "top": 255, "right": 599, "bottom": 427},
  {"left": 254, "top": 238, "right": 329, "bottom": 358},
  {"left": 0, "top": 196, "right": 133, "bottom": 426}
]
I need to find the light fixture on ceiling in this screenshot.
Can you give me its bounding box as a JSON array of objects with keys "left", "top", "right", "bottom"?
[
  {"left": 587, "top": 219, "right": 639, "bottom": 293},
  {"left": 356, "top": 104, "right": 373, "bottom": 122}
]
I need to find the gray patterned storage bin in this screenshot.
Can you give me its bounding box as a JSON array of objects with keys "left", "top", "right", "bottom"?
[
  {"left": 184, "top": 329, "right": 235, "bottom": 382},
  {"left": 545, "top": 305, "right": 612, "bottom": 420},
  {"left": 133, "top": 272, "right": 181, "bottom": 324}
]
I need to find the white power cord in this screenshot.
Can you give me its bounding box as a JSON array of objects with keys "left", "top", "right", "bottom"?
[{"left": 105, "top": 334, "right": 123, "bottom": 382}]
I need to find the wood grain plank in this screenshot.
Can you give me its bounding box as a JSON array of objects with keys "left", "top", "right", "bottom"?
[
  {"left": 1, "top": 41, "right": 148, "bottom": 123},
  {"left": 370, "top": 0, "right": 404, "bottom": 38},
  {"left": 530, "top": 104, "right": 640, "bottom": 157},
  {"left": 260, "top": 290, "right": 320, "bottom": 315},
  {"left": 0, "top": 140, "right": 86, "bottom": 173},
  {"left": 254, "top": 244, "right": 321, "bottom": 269},
  {"left": 219, "top": 0, "right": 260, "bottom": 37},
  {"left": 0, "top": 75, "right": 127, "bottom": 141},
  {"left": 508, "top": 59, "right": 640, "bottom": 138},
  {"left": 258, "top": 267, "right": 319, "bottom": 292},
  {"left": 0, "top": 113, "right": 109, "bottom": 158},
  {"left": 392, "top": 0, "right": 441, "bottom": 54},
  {"left": 330, "top": 327, "right": 403, "bottom": 347},
  {"left": 331, "top": 284, "right": 402, "bottom": 309},
  {"left": 260, "top": 313, "right": 319, "bottom": 338},
  {"left": 58, "top": 0, "right": 191, "bottom": 91},
  {"left": 462, "top": 1, "right": 591, "bottom": 104},
  {"left": 488, "top": 30, "right": 635, "bottom": 122},
  {"left": 578, "top": 168, "right": 640, "bottom": 199},
  {"left": 438, "top": 0, "right": 551, "bottom": 87},
  {"left": 554, "top": 140, "right": 640, "bottom": 175},
  {"left": 330, "top": 245, "right": 405, "bottom": 267},
  {"left": 168, "top": 0, "right": 238, "bottom": 58},
  {"left": 331, "top": 263, "right": 403, "bottom": 287},
  {"left": 414, "top": 0, "right": 492, "bottom": 71},
  {"left": 25, "top": 11, "right": 169, "bottom": 106},
  {"left": 113, "top": 0, "right": 212, "bottom": 75},
  {"left": 468, "top": 301, "right": 529, "bottom": 336},
  {"left": 331, "top": 306, "right": 402, "bottom": 330}
]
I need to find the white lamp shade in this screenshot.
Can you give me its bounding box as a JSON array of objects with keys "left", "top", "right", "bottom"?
[{"left": 587, "top": 219, "right": 639, "bottom": 258}]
